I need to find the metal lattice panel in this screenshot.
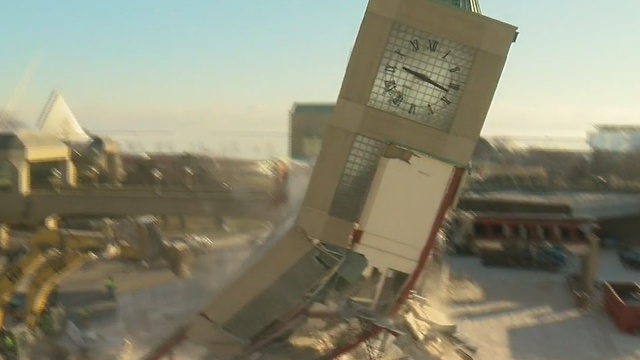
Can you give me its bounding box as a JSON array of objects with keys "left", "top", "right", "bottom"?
[
  {"left": 222, "top": 249, "right": 329, "bottom": 340},
  {"left": 329, "top": 135, "right": 384, "bottom": 223}
]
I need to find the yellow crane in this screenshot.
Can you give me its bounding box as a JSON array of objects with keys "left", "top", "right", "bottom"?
[
  {"left": 0, "top": 251, "right": 54, "bottom": 325},
  {"left": 4, "top": 217, "right": 193, "bottom": 279},
  {"left": 24, "top": 251, "right": 97, "bottom": 330}
]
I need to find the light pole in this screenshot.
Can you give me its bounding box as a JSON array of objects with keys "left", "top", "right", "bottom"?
[
  {"left": 151, "top": 168, "right": 163, "bottom": 193},
  {"left": 184, "top": 166, "right": 194, "bottom": 190},
  {"left": 89, "top": 166, "right": 100, "bottom": 187},
  {"left": 49, "top": 168, "right": 62, "bottom": 193}
]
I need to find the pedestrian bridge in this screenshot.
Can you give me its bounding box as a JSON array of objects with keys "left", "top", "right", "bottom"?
[
  {"left": 0, "top": 186, "right": 288, "bottom": 225},
  {"left": 460, "top": 190, "right": 640, "bottom": 220}
]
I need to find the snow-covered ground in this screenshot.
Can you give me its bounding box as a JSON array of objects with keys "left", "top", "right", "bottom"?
[{"left": 448, "top": 250, "right": 640, "bottom": 360}]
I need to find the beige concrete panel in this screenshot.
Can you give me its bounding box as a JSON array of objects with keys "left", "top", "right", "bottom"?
[
  {"left": 450, "top": 51, "right": 508, "bottom": 140},
  {"left": 441, "top": 134, "right": 477, "bottom": 165},
  {"left": 355, "top": 243, "right": 416, "bottom": 274},
  {"left": 395, "top": 0, "right": 485, "bottom": 48},
  {"left": 26, "top": 147, "right": 68, "bottom": 162},
  {"left": 13, "top": 160, "right": 30, "bottom": 195},
  {"left": 302, "top": 126, "right": 355, "bottom": 212},
  {"left": 339, "top": 13, "right": 392, "bottom": 105},
  {"left": 367, "top": 0, "right": 400, "bottom": 19},
  {"left": 201, "top": 230, "right": 313, "bottom": 324},
  {"left": 320, "top": 216, "right": 355, "bottom": 247},
  {"left": 358, "top": 108, "right": 448, "bottom": 158},
  {"left": 297, "top": 207, "right": 328, "bottom": 240},
  {"left": 480, "top": 20, "right": 518, "bottom": 56},
  {"left": 395, "top": 0, "right": 516, "bottom": 55},
  {"left": 65, "top": 160, "right": 77, "bottom": 187},
  {"left": 330, "top": 98, "right": 367, "bottom": 133},
  {"left": 357, "top": 233, "right": 422, "bottom": 264}
]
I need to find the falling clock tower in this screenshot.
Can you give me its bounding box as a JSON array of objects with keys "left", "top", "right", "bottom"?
[{"left": 181, "top": 1, "right": 518, "bottom": 358}]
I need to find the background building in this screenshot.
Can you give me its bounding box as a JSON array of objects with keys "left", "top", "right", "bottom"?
[
  {"left": 288, "top": 103, "right": 334, "bottom": 161},
  {"left": 588, "top": 125, "right": 640, "bottom": 153}
]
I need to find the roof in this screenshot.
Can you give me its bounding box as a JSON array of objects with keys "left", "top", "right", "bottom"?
[
  {"left": 37, "top": 91, "right": 91, "bottom": 143},
  {"left": 0, "top": 131, "right": 67, "bottom": 150},
  {"left": 432, "top": 0, "right": 482, "bottom": 13},
  {"left": 290, "top": 103, "right": 335, "bottom": 115},
  {"left": 468, "top": 212, "right": 596, "bottom": 222},
  {"left": 592, "top": 124, "right": 640, "bottom": 132}
]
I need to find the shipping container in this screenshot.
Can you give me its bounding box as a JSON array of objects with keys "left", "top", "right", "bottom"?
[{"left": 603, "top": 282, "right": 640, "bottom": 333}]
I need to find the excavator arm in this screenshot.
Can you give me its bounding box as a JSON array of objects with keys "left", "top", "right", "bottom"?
[
  {"left": 0, "top": 251, "right": 53, "bottom": 326},
  {"left": 24, "top": 251, "right": 98, "bottom": 329}
]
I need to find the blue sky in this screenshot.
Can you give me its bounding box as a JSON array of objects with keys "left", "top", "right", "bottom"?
[{"left": 1, "top": 0, "right": 639, "bottom": 156}]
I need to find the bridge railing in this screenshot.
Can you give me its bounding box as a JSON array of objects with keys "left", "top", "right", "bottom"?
[
  {"left": 28, "top": 186, "right": 274, "bottom": 200},
  {"left": 469, "top": 217, "right": 596, "bottom": 244}
]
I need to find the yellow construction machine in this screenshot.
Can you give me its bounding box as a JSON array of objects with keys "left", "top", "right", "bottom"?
[
  {"left": 0, "top": 251, "right": 55, "bottom": 322},
  {"left": 0, "top": 250, "right": 97, "bottom": 358},
  {"left": 0, "top": 216, "right": 193, "bottom": 357},
  {"left": 3, "top": 216, "right": 193, "bottom": 279},
  {"left": 24, "top": 251, "right": 97, "bottom": 331}
]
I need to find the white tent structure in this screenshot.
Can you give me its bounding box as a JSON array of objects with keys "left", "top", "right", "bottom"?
[{"left": 36, "top": 90, "right": 91, "bottom": 143}]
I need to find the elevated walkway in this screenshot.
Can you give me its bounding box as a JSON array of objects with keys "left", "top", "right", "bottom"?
[
  {"left": 461, "top": 190, "right": 640, "bottom": 220},
  {"left": 0, "top": 186, "right": 287, "bottom": 225}
]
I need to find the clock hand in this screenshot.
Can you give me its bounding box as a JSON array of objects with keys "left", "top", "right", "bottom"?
[{"left": 402, "top": 66, "right": 449, "bottom": 92}]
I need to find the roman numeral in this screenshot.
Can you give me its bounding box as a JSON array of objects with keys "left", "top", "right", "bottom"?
[
  {"left": 409, "top": 39, "right": 419, "bottom": 51},
  {"left": 449, "top": 66, "right": 461, "bottom": 73},
  {"left": 394, "top": 49, "right": 406, "bottom": 58},
  {"left": 449, "top": 83, "right": 461, "bottom": 91},
  {"left": 384, "top": 80, "right": 397, "bottom": 92},
  {"left": 440, "top": 96, "right": 451, "bottom": 105},
  {"left": 391, "top": 93, "right": 404, "bottom": 106},
  {"left": 429, "top": 40, "right": 439, "bottom": 52},
  {"left": 385, "top": 65, "right": 396, "bottom": 73},
  {"left": 442, "top": 50, "right": 451, "bottom": 59},
  {"left": 408, "top": 103, "right": 417, "bottom": 114},
  {"left": 427, "top": 104, "right": 435, "bottom": 114}
]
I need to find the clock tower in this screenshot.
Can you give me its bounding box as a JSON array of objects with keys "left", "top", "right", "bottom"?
[
  {"left": 297, "top": 0, "right": 518, "bottom": 247},
  {"left": 182, "top": 1, "right": 517, "bottom": 358}
]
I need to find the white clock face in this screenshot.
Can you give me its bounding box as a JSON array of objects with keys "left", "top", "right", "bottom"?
[{"left": 368, "top": 23, "right": 477, "bottom": 132}]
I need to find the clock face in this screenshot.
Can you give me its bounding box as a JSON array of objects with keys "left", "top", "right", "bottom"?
[{"left": 368, "top": 23, "right": 477, "bottom": 132}]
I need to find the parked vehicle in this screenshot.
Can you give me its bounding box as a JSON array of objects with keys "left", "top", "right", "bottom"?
[{"left": 618, "top": 245, "right": 640, "bottom": 269}]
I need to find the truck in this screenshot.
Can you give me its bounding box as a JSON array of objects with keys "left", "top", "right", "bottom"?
[
  {"left": 603, "top": 282, "right": 640, "bottom": 333},
  {"left": 618, "top": 245, "right": 640, "bottom": 269},
  {"left": 479, "top": 242, "right": 567, "bottom": 272}
]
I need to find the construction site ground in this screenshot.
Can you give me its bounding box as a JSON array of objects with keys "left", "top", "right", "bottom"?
[
  {"left": 50, "top": 228, "right": 269, "bottom": 359},
  {"left": 448, "top": 249, "right": 640, "bottom": 360}
]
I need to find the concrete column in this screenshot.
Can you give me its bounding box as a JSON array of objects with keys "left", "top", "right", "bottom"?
[
  {"left": 580, "top": 233, "right": 601, "bottom": 298},
  {"left": 0, "top": 224, "right": 9, "bottom": 251},
  {"left": 371, "top": 268, "right": 391, "bottom": 310},
  {"left": 45, "top": 215, "right": 59, "bottom": 230},
  {"left": 159, "top": 215, "right": 169, "bottom": 230},
  {"left": 179, "top": 215, "right": 187, "bottom": 232},
  {"left": 11, "top": 159, "right": 31, "bottom": 195},
  {"left": 64, "top": 159, "right": 77, "bottom": 187},
  {"left": 107, "top": 153, "right": 122, "bottom": 184}
]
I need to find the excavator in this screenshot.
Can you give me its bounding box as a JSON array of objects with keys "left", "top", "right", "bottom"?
[
  {"left": 0, "top": 217, "right": 193, "bottom": 358},
  {"left": 0, "top": 250, "right": 97, "bottom": 359},
  {"left": 24, "top": 251, "right": 98, "bottom": 330},
  {"left": 0, "top": 251, "right": 55, "bottom": 322},
  {"left": 2, "top": 216, "right": 193, "bottom": 279}
]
